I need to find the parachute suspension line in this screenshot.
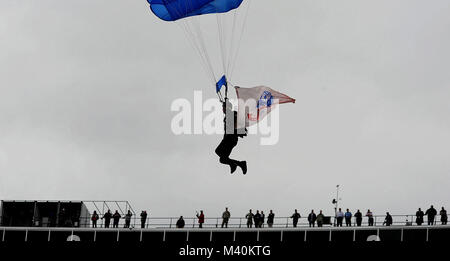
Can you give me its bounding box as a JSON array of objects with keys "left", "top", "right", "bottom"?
[
  {"left": 229, "top": 0, "right": 253, "bottom": 82},
  {"left": 226, "top": 9, "right": 239, "bottom": 77},
  {"left": 189, "top": 16, "right": 226, "bottom": 101},
  {"left": 191, "top": 16, "right": 217, "bottom": 84},
  {"left": 176, "top": 20, "right": 216, "bottom": 87},
  {"left": 148, "top": 0, "right": 250, "bottom": 99},
  {"left": 217, "top": 90, "right": 224, "bottom": 102},
  {"left": 172, "top": 0, "right": 216, "bottom": 87},
  {"left": 216, "top": 14, "right": 228, "bottom": 77},
  {"left": 174, "top": 0, "right": 218, "bottom": 89},
  {"left": 225, "top": 81, "right": 229, "bottom": 100}
]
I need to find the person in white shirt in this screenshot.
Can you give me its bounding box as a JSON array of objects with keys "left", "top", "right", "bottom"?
[{"left": 336, "top": 208, "right": 344, "bottom": 227}]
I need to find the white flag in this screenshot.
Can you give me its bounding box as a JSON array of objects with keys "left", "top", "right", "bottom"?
[{"left": 235, "top": 86, "right": 295, "bottom": 129}]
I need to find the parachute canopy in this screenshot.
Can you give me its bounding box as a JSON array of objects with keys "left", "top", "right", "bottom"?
[
  {"left": 146, "top": 0, "right": 252, "bottom": 101},
  {"left": 148, "top": 0, "right": 244, "bottom": 21}
]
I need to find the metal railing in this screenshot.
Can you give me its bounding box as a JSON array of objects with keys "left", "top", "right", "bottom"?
[{"left": 1, "top": 214, "right": 446, "bottom": 229}]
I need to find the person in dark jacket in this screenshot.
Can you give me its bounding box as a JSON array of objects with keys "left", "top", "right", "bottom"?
[
  {"left": 124, "top": 210, "right": 132, "bottom": 228},
  {"left": 290, "top": 209, "right": 301, "bottom": 228},
  {"left": 354, "top": 209, "right": 363, "bottom": 227},
  {"left": 440, "top": 207, "right": 448, "bottom": 225},
  {"left": 102, "top": 210, "right": 112, "bottom": 228},
  {"left": 140, "top": 211, "right": 148, "bottom": 229},
  {"left": 112, "top": 211, "right": 121, "bottom": 228},
  {"left": 222, "top": 208, "right": 231, "bottom": 228},
  {"left": 91, "top": 211, "right": 99, "bottom": 228},
  {"left": 316, "top": 210, "right": 325, "bottom": 227},
  {"left": 254, "top": 210, "right": 261, "bottom": 228},
  {"left": 307, "top": 210, "right": 317, "bottom": 227},
  {"left": 246, "top": 210, "right": 254, "bottom": 228},
  {"left": 425, "top": 205, "right": 437, "bottom": 225},
  {"left": 384, "top": 212, "right": 393, "bottom": 226},
  {"left": 344, "top": 209, "right": 352, "bottom": 227},
  {"left": 267, "top": 210, "right": 275, "bottom": 228},
  {"left": 366, "top": 210, "right": 374, "bottom": 226},
  {"left": 176, "top": 216, "right": 185, "bottom": 228},
  {"left": 416, "top": 208, "right": 424, "bottom": 225},
  {"left": 196, "top": 210, "right": 205, "bottom": 228},
  {"left": 58, "top": 208, "right": 67, "bottom": 227},
  {"left": 260, "top": 211, "right": 265, "bottom": 228}
]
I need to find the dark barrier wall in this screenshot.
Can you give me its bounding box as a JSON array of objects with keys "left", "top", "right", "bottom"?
[
  {"left": 0, "top": 201, "right": 90, "bottom": 228},
  {"left": 1, "top": 227, "right": 449, "bottom": 258},
  {"left": 0, "top": 202, "right": 35, "bottom": 227},
  {"left": 1, "top": 227, "right": 449, "bottom": 243}
]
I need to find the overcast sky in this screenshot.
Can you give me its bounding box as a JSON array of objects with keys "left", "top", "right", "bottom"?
[{"left": 1, "top": 0, "right": 450, "bottom": 218}]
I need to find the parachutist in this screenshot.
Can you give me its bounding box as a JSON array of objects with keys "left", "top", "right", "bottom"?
[
  {"left": 148, "top": 0, "right": 295, "bottom": 175},
  {"left": 215, "top": 98, "right": 247, "bottom": 175}
]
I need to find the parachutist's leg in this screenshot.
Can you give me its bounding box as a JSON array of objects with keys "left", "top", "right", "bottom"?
[
  {"left": 219, "top": 157, "right": 239, "bottom": 165},
  {"left": 219, "top": 157, "right": 247, "bottom": 175},
  {"left": 216, "top": 135, "right": 237, "bottom": 172},
  {"left": 238, "top": 160, "right": 247, "bottom": 175},
  {"left": 219, "top": 157, "right": 239, "bottom": 174},
  {"left": 215, "top": 134, "right": 247, "bottom": 174}
]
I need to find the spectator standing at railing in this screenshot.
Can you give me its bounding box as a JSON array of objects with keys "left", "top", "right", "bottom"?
[
  {"left": 73, "top": 211, "right": 81, "bottom": 227},
  {"left": 91, "top": 211, "right": 99, "bottom": 228},
  {"left": 384, "top": 212, "right": 393, "bottom": 226},
  {"left": 290, "top": 209, "right": 301, "bottom": 228},
  {"left": 112, "top": 211, "right": 121, "bottom": 228},
  {"left": 267, "top": 210, "right": 275, "bottom": 228},
  {"left": 222, "top": 208, "right": 231, "bottom": 228},
  {"left": 416, "top": 208, "right": 424, "bottom": 226},
  {"left": 316, "top": 210, "right": 324, "bottom": 227},
  {"left": 124, "top": 210, "right": 132, "bottom": 228},
  {"left": 336, "top": 208, "right": 344, "bottom": 227},
  {"left": 260, "top": 211, "right": 265, "bottom": 228},
  {"left": 102, "top": 210, "right": 112, "bottom": 228},
  {"left": 140, "top": 211, "right": 148, "bottom": 229},
  {"left": 176, "top": 216, "right": 185, "bottom": 228},
  {"left": 246, "top": 210, "right": 254, "bottom": 228},
  {"left": 366, "top": 210, "right": 374, "bottom": 226},
  {"left": 440, "top": 207, "right": 448, "bottom": 225},
  {"left": 58, "top": 208, "right": 67, "bottom": 227},
  {"left": 254, "top": 210, "right": 261, "bottom": 228},
  {"left": 344, "top": 209, "right": 352, "bottom": 227},
  {"left": 425, "top": 205, "right": 437, "bottom": 225},
  {"left": 308, "top": 210, "right": 316, "bottom": 227},
  {"left": 196, "top": 210, "right": 205, "bottom": 228},
  {"left": 354, "top": 210, "right": 362, "bottom": 227}
]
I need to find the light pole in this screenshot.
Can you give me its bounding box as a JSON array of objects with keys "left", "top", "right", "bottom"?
[
  {"left": 332, "top": 185, "right": 340, "bottom": 226},
  {"left": 335, "top": 185, "right": 340, "bottom": 211}
]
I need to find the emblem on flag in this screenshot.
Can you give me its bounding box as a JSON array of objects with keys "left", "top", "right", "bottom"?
[{"left": 257, "top": 91, "right": 273, "bottom": 109}]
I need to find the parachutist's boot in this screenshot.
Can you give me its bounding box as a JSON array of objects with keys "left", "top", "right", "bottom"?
[
  {"left": 240, "top": 161, "right": 247, "bottom": 175},
  {"left": 230, "top": 164, "right": 237, "bottom": 174}
]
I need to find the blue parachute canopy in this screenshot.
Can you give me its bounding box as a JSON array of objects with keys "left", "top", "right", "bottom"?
[{"left": 148, "top": 0, "right": 244, "bottom": 21}]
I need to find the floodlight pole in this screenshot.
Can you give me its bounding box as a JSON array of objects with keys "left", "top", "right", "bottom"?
[
  {"left": 334, "top": 185, "right": 340, "bottom": 226},
  {"left": 335, "top": 185, "right": 340, "bottom": 212}
]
